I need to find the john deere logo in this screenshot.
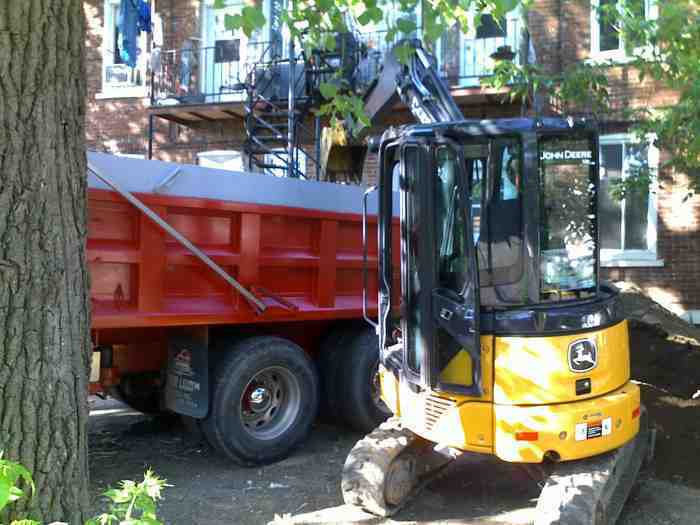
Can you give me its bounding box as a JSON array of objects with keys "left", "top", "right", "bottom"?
[{"left": 568, "top": 339, "right": 597, "bottom": 373}]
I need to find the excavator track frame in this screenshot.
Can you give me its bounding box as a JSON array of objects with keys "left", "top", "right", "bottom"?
[
  {"left": 341, "top": 418, "right": 452, "bottom": 517},
  {"left": 535, "top": 408, "right": 653, "bottom": 525}
]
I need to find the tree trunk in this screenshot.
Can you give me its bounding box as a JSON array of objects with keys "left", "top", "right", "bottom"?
[{"left": 0, "top": 2, "right": 90, "bottom": 524}]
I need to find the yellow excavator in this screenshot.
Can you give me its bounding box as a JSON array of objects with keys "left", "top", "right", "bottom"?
[{"left": 335, "top": 40, "right": 654, "bottom": 524}]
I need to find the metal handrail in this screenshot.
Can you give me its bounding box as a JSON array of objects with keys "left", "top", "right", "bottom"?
[{"left": 362, "top": 185, "right": 379, "bottom": 330}]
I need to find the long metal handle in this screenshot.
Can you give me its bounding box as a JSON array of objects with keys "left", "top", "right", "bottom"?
[
  {"left": 362, "top": 185, "right": 379, "bottom": 330},
  {"left": 88, "top": 161, "right": 267, "bottom": 314}
]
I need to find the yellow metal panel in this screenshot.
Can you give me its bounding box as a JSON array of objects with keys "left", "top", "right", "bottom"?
[
  {"left": 494, "top": 321, "right": 630, "bottom": 405},
  {"left": 437, "top": 335, "right": 494, "bottom": 402},
  {"left": 439, "top": 349, "right": 473, "bottom": 385},
  {"left": 396, "top": 379, "right": 494, "bottom": 453},
  {"left": 494, "top": 382, "right": 640, "bottom": 463},
  {"left": 379, "top": 336, "right": 496, "bottom": 453},
  {"left": 379, "top": 364, "right": 400, "bottom": 416}
]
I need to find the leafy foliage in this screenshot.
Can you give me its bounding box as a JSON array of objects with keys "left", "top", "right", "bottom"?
[
  {"left": 0, "top": 453, "right": 167, "bottom": 525},
  {"left": 217, "top": 0, "right": 523, "bottom": 134},
  {"left": 85, "top": 470, "right": 168, "bottom": 525},
  {"left": 0, "top": 452, "right": 36, "bottom": 518}
]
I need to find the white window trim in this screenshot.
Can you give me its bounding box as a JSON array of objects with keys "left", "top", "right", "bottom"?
[
  {"left": 99, "top": 0, "right": 149, "bottom": 99},
  {"left": 589, "top": 0, "right": 658, "bottom": 62},
  {"left": 599, "top": 133, "right": 661, "bottom": 267},
  {"left": 197, "top": 150, "right": 246, "bottom": 171}
]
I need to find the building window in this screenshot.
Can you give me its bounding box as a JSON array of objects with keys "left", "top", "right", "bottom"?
[
  {"left": 197, "top": 150, "right": 245, "bottom": 171},
  {"left": 101, "top": 0, "right": 148, "bottom": 98},
  {"left": 590, "top": 0, "right": 658, "bottom": 58},
  {"left": 599, "top": 134, "right": 660, "bottom": 266}
]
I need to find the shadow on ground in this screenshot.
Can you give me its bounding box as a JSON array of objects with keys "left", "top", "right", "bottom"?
[{"left": 89, "top": 325, "right": 700, "bottom": 524}]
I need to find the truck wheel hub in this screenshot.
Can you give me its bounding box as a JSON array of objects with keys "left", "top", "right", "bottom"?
[
  {"left": 239, "top": 366, "right": 302, "bottom": 440},
  {"left": 249, "top": 387, "right": 272, "bottom": 412}
]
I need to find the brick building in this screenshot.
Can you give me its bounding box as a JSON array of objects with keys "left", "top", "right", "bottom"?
[{"left": 84, "top": 0, "right": 700, "bottom": 318}]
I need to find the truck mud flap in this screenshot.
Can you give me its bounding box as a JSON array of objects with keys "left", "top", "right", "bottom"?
[{"left": 164, "top": 333, "right": 209, "bottom": 418}]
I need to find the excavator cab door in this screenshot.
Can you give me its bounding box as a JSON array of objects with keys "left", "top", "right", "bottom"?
[{"left": 398, "top": 137, "right": 481, "bottom": 395}]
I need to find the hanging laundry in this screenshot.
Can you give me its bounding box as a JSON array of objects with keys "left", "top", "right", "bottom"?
[
  {"left": 180, "top": 39, "right": 196, "bottom": 94},
  {"left": 118, "top": 0, "right": 152, "bottom": 68},
  {"left": 152, "top": 11, "right": 164, "bottom": 48}
]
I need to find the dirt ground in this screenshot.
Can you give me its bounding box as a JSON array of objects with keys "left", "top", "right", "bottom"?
[{"left": 89, "top": 325, "right": 700, "bottom": 525}]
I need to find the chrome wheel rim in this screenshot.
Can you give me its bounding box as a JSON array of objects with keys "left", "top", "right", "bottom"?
[{"left": 240, "top": 366, "right": 301, "bottom": 440}]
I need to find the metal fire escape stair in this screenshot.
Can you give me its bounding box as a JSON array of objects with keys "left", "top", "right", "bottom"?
[
  {"left": 243, "top": 36, "right": 358, "bottom": 179},
  {"left": 243, "top": 44, "right": 315, "bottom": 178}
]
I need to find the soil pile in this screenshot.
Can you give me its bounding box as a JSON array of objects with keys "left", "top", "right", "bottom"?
[{"left": 618, "top": 283, "right": 700, "bottom": 487}]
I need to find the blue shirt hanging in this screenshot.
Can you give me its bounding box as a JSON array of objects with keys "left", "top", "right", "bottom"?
[{"left": 118, "top": 0, "right": 152, "bottom": 68}]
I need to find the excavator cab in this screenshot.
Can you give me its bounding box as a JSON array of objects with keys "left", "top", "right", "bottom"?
[
  {"left": 346, "top": 118, "right": 652, "bottom": 523},
  {"left": 377, "top": 118, "right": 607, "bottom": 394}
]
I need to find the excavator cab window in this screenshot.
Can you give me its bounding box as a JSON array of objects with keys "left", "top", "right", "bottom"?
[
  {"left": 539, "top": 135, "right": 598, "bottom": 301},
  {"left": 463, "top": 138, "right": 525, "bottom": 306}
]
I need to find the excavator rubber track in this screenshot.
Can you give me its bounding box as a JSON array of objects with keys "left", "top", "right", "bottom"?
[
  {"left": 341, "top": 417, "right": 452, "bottom": 517},
  {"left": 535, "top": 408, "right": 654, "bottom": 525}
]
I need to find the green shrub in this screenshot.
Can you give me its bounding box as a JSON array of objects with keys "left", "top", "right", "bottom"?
[{"left": 0, "top": 452, "right": 167, "bottom": 525}]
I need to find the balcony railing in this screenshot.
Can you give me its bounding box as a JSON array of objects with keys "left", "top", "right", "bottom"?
[
  {"left": 150, "top": 22, "right": 521, "bottom": 107},
  {"left": 354, "top": 22, "right": 522, "bottom": 89},
  {"left": 151, "top": 41, "right": 275, "bottom": 106}
]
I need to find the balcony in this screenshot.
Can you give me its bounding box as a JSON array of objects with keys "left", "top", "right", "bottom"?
[
  {"left": 147, "top": 19, "right": 522, "bottom": 124},
  {"left": 355, "top": 18, "right": 522, "bottom": 91}
]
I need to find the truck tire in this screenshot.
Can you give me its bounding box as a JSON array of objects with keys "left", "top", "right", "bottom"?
[
  {"left": 201, "top": 336, "right": 319, "bottom": 466},
  {"left": 109, "top": 372, "right": 162, "bottom": 415},
  {"left": 337, "top": 328, "right": 392, "bottom": 433},
  {"left": 318, "top": 325, "right": 360, "bottom": 423}
]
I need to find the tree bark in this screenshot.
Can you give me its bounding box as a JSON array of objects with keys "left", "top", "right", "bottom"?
[{"left": 0, "top": 2, "right": 90, "bottom": 524}]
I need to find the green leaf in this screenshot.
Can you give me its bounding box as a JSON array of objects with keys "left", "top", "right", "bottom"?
[
  {"left": 8, "top": 485, "right": 24, "bottom": 502},
  {"left": 9, "top": 520, "right": 41, "bottom": 525},
  {"left": 357, "top": 10, "right": 373, "bottom": 25},
  {"left": 319, "top": 82, "right": 339, "bottom": 99},
  {"left": 0, "top": 477, "right": 11, "bottom": 512},
  {"left": 393, "top": 44, "right": 415, "bottom": 65},
  {"left": 244, "top": 6, "right": 266, "bottom": 27},
  {"left": 224, "top": 13, "right": 243, "bottom": 30},
  {"left": 396, "top": 18, "right": 416, "bottom": 34},
  {"left": 213, "top": 0, "right": 225, "bottom": 8}
]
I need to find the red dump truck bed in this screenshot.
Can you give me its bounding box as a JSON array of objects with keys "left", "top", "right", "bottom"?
[
  {"left": 88, "top": 152, "right": 390, "bottom": 330},
  {"left": 86, "top": 152, "right": 398, "bottom": 466}
]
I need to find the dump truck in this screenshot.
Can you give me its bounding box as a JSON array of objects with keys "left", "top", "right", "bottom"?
[{"left": 87, "top": 152, "right": 397, "bottom": 466}]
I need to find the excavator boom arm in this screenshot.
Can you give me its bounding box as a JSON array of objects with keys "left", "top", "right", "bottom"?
[{"left": 363, "top": 39, "right": 463, "bottom": 125}]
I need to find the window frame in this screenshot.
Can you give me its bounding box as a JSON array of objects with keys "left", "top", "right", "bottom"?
[
  {"left": 589, "top": 0, "right": 658, "bottom": 61},
  {"left": 197, "top": 150, "right": 246, "bottom": 171},
  {"left": 99, "top": 0, "right": 149, "bottom": 99},
  {"left": 599, "top": 133, "right": 661, "bottom": 267}
]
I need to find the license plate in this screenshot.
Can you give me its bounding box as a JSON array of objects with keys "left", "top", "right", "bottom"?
[{"left": 575, "top": 417, "right": 612, "bottom": 441}]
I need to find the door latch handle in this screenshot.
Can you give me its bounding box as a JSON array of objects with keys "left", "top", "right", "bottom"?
[{"left": 439, "top": 308, "right": 454, "bottom": 321}]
